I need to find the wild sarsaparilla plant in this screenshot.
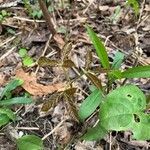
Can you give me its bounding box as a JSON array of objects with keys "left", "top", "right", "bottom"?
[{"left": 78, "top": 25, "right": 150, "bottom": 141}]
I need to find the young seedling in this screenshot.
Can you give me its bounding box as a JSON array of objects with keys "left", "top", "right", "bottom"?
[{"left": 78, "top": 26, "right": 150, "bottom": 141}]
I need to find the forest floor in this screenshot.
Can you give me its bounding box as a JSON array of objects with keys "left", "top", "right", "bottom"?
[{"left": 0, "top": 0, "right": 150, "bottom": 149}]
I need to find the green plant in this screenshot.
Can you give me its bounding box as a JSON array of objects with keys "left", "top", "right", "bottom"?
[
  {"left": 126, "top": 0, "right": 139, "bottom": 16},
  {"left": 78, "top": 26, "right": 150, "bottom": 141},
  {"left": 0, "top": 79, "right": 32, "bottom": 127},
  {"left": 17, "top": 135, "right": 43, "bottom": 150},
  {"left": 0, "top": 10, "right": 10, "bottom": 22},
  {"left": 19, "top": 48, "right": 34, "bottom": 67}
]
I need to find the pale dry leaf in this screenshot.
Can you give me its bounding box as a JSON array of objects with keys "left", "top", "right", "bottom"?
[{"left": 15, "top": 68, "right": 64, "bottom": 96}]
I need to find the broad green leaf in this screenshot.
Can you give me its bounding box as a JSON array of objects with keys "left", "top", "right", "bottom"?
[
  {"left": 121, "top": 65, "right": 150, "bottom": 78},
  {"left": 0, "top": 79, "right": 23, "bottom": 100},
  {"left": 79, "top": 89, "right": 103, "bottom": 121},
  {"left": 17, "top": 135, "right": 43, "bottom": 150},
  {"left": 99, "top": 85, "right": 149, "bottom": 140},
  {"left": 19, "top": 48, "right": 27, "bottom": 58},
  {"left": 82, "top": 122, "right": 107, "bottom": 141},
  {"left": 86, "top": 26, "right": 110, "bottom": 69},
  {"left": 0, "top": 97, "right": 32, "bottom": 106},
  {"left": 0, "top": 114, "right": 10, "bottom": 127},
  {"left": 132, "top": 113, "right": 150, "bottom": 140},
  {"left": 112, "top": 51, "right": 124, "bottom": 69},
  {"left": 126, "top": 0, "right": 139, "bottom": 16},
  {"left": 0, "top": 108, "right": 16, "bottom": 121},
  {"left": 23, "top": 56, "right": 34, "bottom": 67}
]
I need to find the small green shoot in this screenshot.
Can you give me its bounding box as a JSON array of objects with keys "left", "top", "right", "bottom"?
[
  {"left": 126, "top": 0, "right": 139, "bottom": 16},
  {"left": 19, "top": 48, "right": 34, "bottom": 67},
  {"left": 79, "top": 26, "right": 150, "bottom": 141}
]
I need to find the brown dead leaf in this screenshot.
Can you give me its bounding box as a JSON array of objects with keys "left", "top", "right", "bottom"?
[{"left": 15, "top": 68, "right": 64, "bottom": 96}]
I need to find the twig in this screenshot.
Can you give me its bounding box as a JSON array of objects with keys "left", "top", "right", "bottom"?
[
  {"left": 35, "top": 34, "right": 52, "bottom": 74},
  {"left": 42, "top": 118, "right": 66, "bottom": 141},
  {"left": 0, "top": 46, "right": 16, "bottom": 61},
  {"left": 137, "top": 0, "right": 146, "bottom": 27},
  {"left": 13, "top": 16, "right": 46, "bottom": 23},
  {"left": 15, "top": 127, "right": 39, "bottom": 130},
  {"left": 38, "top": 0, "right": 56, "bottom": 36}
]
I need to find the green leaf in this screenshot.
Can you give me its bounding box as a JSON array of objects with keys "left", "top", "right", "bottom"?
[
  {"left": 23, "top": 56, "right": 34, "bottom": 67},
  {"left": 17, "top": 135, "right": 43, "bottom": 150},
  {"left": 0, "top": 79, "right": 23, "bottom": 100},
  {"left": 82, "top": 122, "right": 107, "bottom": 141},
  {"left": 99, "top": 85, "right": 150, "bottom": 140},
  {"left": 132, "top": 113, "right": 150, "bottom": 140},
  {"left": 121, "top": 65, "right": 150, "bottom": 78},
  {"left": 78, "top": 89, "right": 103, "bottom": 121},
  {"left": 126, "top": 0, "right": 139, "bottom": 16},
  {"left": 86, "top": 25, "right": 110, "bottom": 69},
  {"left": 19, "top": 48, "right": 27, "bottom": 58},
  {"left": 0, "top": 114, "right": 10, "bottom": 127},
  {"left": 0, "top": 108, "right": 16, "bottom": 121},
  {"left": 109, "top": 69, "right": 122, "bottom": 79},
  {"left": 0, "top": 97, "right": 32, "bottom": 106},
  {"left": 110, "top": 6, "right": 121, "bottom": 24},
  {"left": 112, "top": 51, "right": 124, "bottom": 69}
]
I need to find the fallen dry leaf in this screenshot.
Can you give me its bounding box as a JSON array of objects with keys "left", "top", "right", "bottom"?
[{"left": 15, "top": 68, "right": 64, "bottom": 96}]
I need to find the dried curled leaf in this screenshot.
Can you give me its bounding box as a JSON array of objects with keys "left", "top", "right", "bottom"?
[
  {"left": 62, "top": 59, "right": 76, "bottom": 68},
  {"left": 85, "top": 71, "right": 102, "bottom": 89},
  {"left": 38, "top": 57, "right": 59, "bottom": 67}
]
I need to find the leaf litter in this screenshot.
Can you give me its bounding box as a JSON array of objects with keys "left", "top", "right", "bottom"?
[{"left": 0, "top": 0, "right": 150, "bottom": 149}]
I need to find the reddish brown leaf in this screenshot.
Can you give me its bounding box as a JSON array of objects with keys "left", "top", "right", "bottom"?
[
  {"left": 38, "top": 56, "right": 59, "bottom": 67},
  {"left": 85, "top": 71, "right": 102, "bottom": 89},
  {"left": 62, "top": 59, "right": 76, "bottom": 68}
]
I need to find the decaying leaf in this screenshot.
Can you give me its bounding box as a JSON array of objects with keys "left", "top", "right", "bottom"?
[
  {"left": 62, "top": 59, "right": 76, "bottom": 68},
  {"left": 15, "top": 68, "right": 64, "bottom": 96},
  {"left": 38, "top": 57, "right": 59, "bottom": 67},
  {"left": 85, "top": 71, "right": 102, "bottom": 89}
]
